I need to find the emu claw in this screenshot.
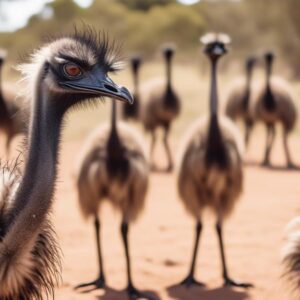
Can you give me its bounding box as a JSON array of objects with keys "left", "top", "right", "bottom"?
[
  {"left": 74, "top": 277, "right": 105, "bottom": 292},
  {"left": 223, "top": 278, "right": 253, "bottom": 289},
  {"left": 178, "top": 275, "right": 205, "bottom": 288}
]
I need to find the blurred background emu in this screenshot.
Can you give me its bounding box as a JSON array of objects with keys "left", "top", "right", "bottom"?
[{"left": 1, "top": 0, "right": 300, "bottom": 300}]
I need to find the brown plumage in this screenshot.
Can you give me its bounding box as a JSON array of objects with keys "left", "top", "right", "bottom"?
[
  {"left": 75, "top": 100, "right": 150, "bottom": 299},
  {"left": 140, "top": 44, "right": 181, "bottom": 172},
  {"left": 254, "top": 52, "right": 297, "bottom": 168},
  {"left": 122, "top": 55, "right": 142, "bottom": 121},
  {"left": 225, "top": 57, "right": 257, "bottom": 148},
  {"left": 0, "top": 29, "right": 133, "bottom": 299},
  {"left": 0, "top": 50, "right": 28, "bottom": 154},
  {"left": 282, "top": 217, "right": 300, "bottom": 298},
  {"left": 176, "top": 33, "right": 252, "bottom": 288}
]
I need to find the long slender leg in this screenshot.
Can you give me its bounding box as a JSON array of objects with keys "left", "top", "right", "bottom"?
[
  {"left": 163, "top": 123, "right": 173, "bottom": 172},
  {"left": 150, "top": 131, "right": 157, "bottom": 171},
  {"left": 262, "top": 124, "right": 275, "bottom": 166},
  {"left": 75, "top": 216, "right": 106, "bottom": 290},
  {"left": 216, "top": 221, "right": 253, "bottom": 288},
  {"left": 121, "top": 221, "right": 154, "bottom": 300},
  {"left": 178, "top": 221, "right": 205, "bottom": 287},
  {"left": 244, "top": 121, "right": 252, "bottom": 150},
  {"left": 283, "top": 129, "right": 297, "bottom": 169}
]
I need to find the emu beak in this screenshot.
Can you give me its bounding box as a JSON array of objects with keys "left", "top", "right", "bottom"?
[{"left": 60, "top": 69, "right": 134, "bottom": 105}]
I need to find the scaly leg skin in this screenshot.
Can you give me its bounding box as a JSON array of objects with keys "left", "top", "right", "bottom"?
[
  {"left": 262, "top": 124, "right": 275, "bottom": 167},
  {"left": 75, "top": 217, "right": 106, "bottom": 291},
  {"left": 121, "top": 222, "right": 156, "bottom": 300},
  {"left": 216, "top": 221, "right": 253, "bottom": 289},
  {"left": 177, "top": 221, "right": 205, "bottom": 288},
  {"left": 163, "top": 124, "right": 173, "bottom": 173},
  {"left": 283, "top": 130, "right": 299, "bottom": 170}
]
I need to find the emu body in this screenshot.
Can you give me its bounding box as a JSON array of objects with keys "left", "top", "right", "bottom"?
[
  {"left": 254, "top": 52, "right": 297, "bottom": 168},
  {"left": 75, "top": 101, "right": 150, "bottom": 299},
  {"left": 225, "top": 57, "right": 256, "bottom": 148},
  {"left": 177, "top": 33, "right": 252, "bottom": 288},
  {"left": 140, "top": 46, "right": 181, "bottom": 172}
]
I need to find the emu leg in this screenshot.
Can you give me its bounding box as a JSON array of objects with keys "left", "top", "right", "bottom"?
[
  {"left": 163, "top": 124, "right": 173, "bottom": 172},
  {"left": 121, "top": 221, "right": 154, "bottom": 300},
  {"left": 216, "top": 221, "right": 253, "bottom": 288},
  {"left": 178, "top": 221, "right": 205, "bottom": 287},
  {"left": 150, "top": 131, "right": 158, "bottom": 171},
  {"left": 244, "top": 121, "right": 252, "bottom": 149},
  {"left": 75, "top": 216, "right": 105, "bottom": 291},
  {"left": 262, "top": 124, "right": 275, "bottom": 166},
  {"left": 283, "top": 129, "right": 297, "bottom": 169}
]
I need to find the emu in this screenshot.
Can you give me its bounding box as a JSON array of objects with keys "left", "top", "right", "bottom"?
[
  {"left": 254, "top": 52, "right": 297, "bottom": 168},
  {"left": 122, "top": 55, "right": 142, "bottom": 121},
  {"left": 282, "top": 217, "right": 300, "bottom": 297},
  {"left": 0, "top": 49, "right": 27, "bottom": 154},
  {"left": 140, "top": 45, "right": 181, "bottom": 172},
  {"left": 75, "top": 100, "right": 150, "bottom": 299},
  {"left": 177, "top": 33, "right": 252, "bottom": 288},
  {"left": 225, "top": 57, "right": 256, "bottom": 148},
  {"left": 0, "top": 29, "right": 132, "bottom": 299}
]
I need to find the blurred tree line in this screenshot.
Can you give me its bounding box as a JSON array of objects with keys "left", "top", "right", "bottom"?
[{"left": 0, "top": 0, "right": 299, "bottom": 77}]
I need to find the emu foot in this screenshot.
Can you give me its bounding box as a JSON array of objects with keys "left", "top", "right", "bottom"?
[
  {"left": 127, "top": 284, "right": 156, "bottom": 300},
  {"left": 223, "top": 277, "right": 253, "bottom": 289},
  {"left": 74, "top": 276, "right": 105, "bottom": 292},
  {"left": 177, "top": 274, "right": 205, "bottom": 288}
]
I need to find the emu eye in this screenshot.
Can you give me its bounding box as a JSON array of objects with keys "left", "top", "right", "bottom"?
[{"left": 63, "top": 63, "right": 82, "bottom": 78}]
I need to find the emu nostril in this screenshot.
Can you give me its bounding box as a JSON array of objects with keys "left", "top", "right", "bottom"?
[{"left": 104, "top": 84, "right": 118, "bottom": 93}]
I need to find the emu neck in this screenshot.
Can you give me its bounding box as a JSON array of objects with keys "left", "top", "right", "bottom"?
[
  {"left": 107, "top": 100, "right": 122, "bottom": 159},
  {"left": 3, "top": 66, "right": 64, "bottom": 250},
  {"left": 133, "top": 68, "right": 139, "bottom": 95},
  {"left": 243, "top": 67, "right": 252, "bottom": 110},
  {"left": 264, "top": 61, "right": 276, "bottom": 110},
  {"left": 210, "top": 59, "right": 218, "bottom": 116},
  {"left": 206, "top": 58, "right": 227, "bottom": 168},
  {"left": 166, "top": 56, "right": 172, "bottom": 89}
]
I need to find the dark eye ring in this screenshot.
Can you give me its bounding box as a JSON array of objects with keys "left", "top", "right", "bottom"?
[{"left": 63, "top": 63, "right": 82, "bottom": 78}]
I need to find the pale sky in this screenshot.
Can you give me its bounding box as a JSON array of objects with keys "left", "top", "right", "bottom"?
[{"left": 0, "top": 0, "right": 200, "bottom": 32}]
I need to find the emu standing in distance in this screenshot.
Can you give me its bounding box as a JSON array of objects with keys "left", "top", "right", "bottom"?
[
  {"left": 254, "top": 52, "right": 297, "bottom": 168},
  {"left": 122, "top": 55, "right": 142, "bottom": 121},
  {"left": 141, "top": 45, "right": 181, "bottom": 172},
  {"left": 0, "top": 49, "right": 27, "bottom": 154},
  {"left": 75, "top": 100, "right": 149, "bottom": 298},
  {"left": 225, "top": 57, "right": 256, "bottom": 148},
  {"left": 0, "top": 29, "right": 133, "bottom": 299},
  {"left": 177, "top": 33, "right": 252, "bottom": 288}
]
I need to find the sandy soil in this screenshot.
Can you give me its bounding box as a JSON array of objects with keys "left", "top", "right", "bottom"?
[{"left": 27, "top": 128, "right": 298, "bottom": 300}]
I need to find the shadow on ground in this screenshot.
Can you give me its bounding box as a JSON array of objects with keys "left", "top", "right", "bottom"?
[{"left": 167, "top": 284, "right": 249, "bottom": 300}]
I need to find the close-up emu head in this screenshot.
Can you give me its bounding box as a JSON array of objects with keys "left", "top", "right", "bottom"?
[{"left": 19, "top": 29, "right": 133, "bottom": 109}]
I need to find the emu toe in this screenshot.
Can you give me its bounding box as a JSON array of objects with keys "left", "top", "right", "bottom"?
[
  {"left": 223, "top": 278, "right": 253, "bottom": 289},
  {"left": 178, "top": 275, "right": 205, "bottom": 288},
  {"left": 127, "top": 284, "right": 156, "bottom": 300},
  {"left": 74, "top": 276, "right": 106, "bottom": 292}
]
